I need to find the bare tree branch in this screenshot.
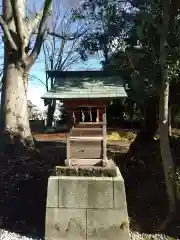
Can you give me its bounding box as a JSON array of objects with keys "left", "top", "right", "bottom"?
[
  {"left": 10, "top": 1, "right": 24, "bottom": 39},
  {"left": 0, "top": 15, "right": 17, "bottom": 50},
  {"left": 58, "top": 36, "right": 79, "bottom": 69},
  {"left": 43, "top": 43, "right": 50, "bottom": 90},
  {"left": 48, "top": 28, "right": 88, "bottom": 41},
  {"left": 42, "top": 8, "right": 86, "bottom": 93},
  {"left": 29, "top": 74, "right": 47, "bottom": 89},
  {"left": 41, "top": 6, "right": 87, "bottom": 128},
  {"left": 62, "top": 56, "right": 80, "bottom": 70},
  {"left": 26, "top": 0, "right": 52, "bottom": 68},
  {"left": 43, "top": 43, "right": 49, "bottom": 71},
  {"left": 54, "top": 38, "right": 66, "bottom": 69},
  {"left": 10, "top": 0, "right": 26, "bottom": 57},
  {"left": 27, "top": 9, "right": 44, "bottom": 36}
]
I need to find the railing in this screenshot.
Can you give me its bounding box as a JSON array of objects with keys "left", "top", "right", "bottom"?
[
  {"left": 66, "top": 107, "right": 104, "bottom": 124},
  {"left": 65, "top": 107, "right": 108, "bottom": 167}
]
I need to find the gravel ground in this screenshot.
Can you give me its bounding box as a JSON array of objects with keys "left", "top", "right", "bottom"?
[
  {"left": 0, "top": 230, "right": 38, "bottom": 240},
  {"left": 0, "top": 229, "right": 178, "bottom": 240},
  {"left": 130, "top": 231, "right": 178, "bottom": 240}
]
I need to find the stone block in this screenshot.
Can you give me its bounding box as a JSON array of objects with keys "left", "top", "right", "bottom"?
[
  {"left": 46, "top": 176, "right": 59, "bottom": 208},
  {"left": 45, "top": 208, "right": 86, "bottom": 240},
  {"left": 58, "top": 176, "right": 113, "bottom": 208},
  {"left": 87, "top": 177, "right": 114, "bottom": 208},
  {"left": 87, "top": 209, "right": 130, "bottom": 240},
  {"left": 113, "top": 167, "right": 128, "bottom": 210},
  {"left": 58, "top": 176, "right": 87, "bottom": 208}
]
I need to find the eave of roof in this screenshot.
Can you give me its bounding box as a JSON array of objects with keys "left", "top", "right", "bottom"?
[
  {"left": 42, "top": 70, "right": 127, "bottom": 100},
  {"left": 47, "top": 70, "right": 125, "bottom": 78}
]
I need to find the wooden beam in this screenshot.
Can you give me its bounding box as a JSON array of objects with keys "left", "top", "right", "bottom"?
[
  {"left": 46, "top": 70, "right": 126, "bottom": 78},
  {"left": 65, "top": 113, "right": 71, "bottom": 166},
  {"left": 89, "top": 107, "right": 92, "bottom": 122},
  {"left": 72, "top": 110, "right": 76, "bottom": 124},
  {"left": 102, "top": 109, "right": 108, "bottom": 167},
  {"left": 66, "top": 132, "right": 71, "bottom": 166}
]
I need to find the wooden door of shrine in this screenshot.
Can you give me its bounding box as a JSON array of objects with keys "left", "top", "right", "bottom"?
[{"left": 64, "top": 100, "right": 108, "bottom": 167}]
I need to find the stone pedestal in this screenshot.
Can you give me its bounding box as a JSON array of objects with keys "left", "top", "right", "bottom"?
[{"left": 45, "top": 167, "right": 130, "bottom": 240}]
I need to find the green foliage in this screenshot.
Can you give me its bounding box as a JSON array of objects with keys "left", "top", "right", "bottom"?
[
  {"left": 106, "top": 0, "right": 180, "bottom": 108},
  {"left": 129, "top": 0, "right": 180, "bottom": 79},
  {"left": 73, "top": 0, "right": 132, "bottom": 62},
  {"left": 72, "top": 0, "right": 180, "bottom": 124}
]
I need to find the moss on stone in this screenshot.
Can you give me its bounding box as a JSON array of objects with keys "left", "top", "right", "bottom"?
[{"left": 55, "top": 166, "right": 116, "bottom": 177}]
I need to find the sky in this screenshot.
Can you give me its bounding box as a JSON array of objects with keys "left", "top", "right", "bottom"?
[{"left": 28, "top": 0, "right": 102, "bottom": 111}]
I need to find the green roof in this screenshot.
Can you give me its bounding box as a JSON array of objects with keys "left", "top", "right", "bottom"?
[{"left": 41, "top": 71, "right": 127, "bottom": 100}]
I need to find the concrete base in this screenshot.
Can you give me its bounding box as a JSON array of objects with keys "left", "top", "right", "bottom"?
[{"left": 45, "top": 167, "right": 130, "bottom": 240}]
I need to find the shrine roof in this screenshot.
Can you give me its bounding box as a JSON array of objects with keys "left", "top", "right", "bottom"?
[{"left": 41, "top": 70, "right": 127, "bottom": 100}]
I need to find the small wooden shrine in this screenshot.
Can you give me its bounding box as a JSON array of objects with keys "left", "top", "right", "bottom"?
[{"left": 42, "top": 70, "right": 127, "bottom": 168}]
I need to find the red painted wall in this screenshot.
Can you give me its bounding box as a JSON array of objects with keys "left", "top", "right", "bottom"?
[
  {"left": 64, "top": 99, "right": 108, "bottom": 123},
  {"left": 64, "top": 99, "right": 108, "bottom": 107}
]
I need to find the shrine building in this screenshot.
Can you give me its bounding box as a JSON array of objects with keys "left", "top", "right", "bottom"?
[{"left": 41, "top": 70, "right": 127, "bottom": 168}]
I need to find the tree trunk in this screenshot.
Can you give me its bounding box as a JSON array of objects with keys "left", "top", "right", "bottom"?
[
  {"left": 139, "top": 96, "right": 159, "bottom": 140},
  {"left": 158, "top": 81, "right": 176, "bottom": 230},
  {"left": 46, "top": 100, "right": 56, "bottom": 128},
  {"left": 0, "top": 0, "right": 52, "bottom": 152},
  {"left": 127, "top": 97, "right": 158, "bottom": 159},
  {"left": 156, "top": 0, "right": 176, "bottom": 231},
  {"left": 0, "top": 60, "right": 34, "bottom": 150},
  {"left": 168, "top": 106, "right": 172, "bottom": 136}
]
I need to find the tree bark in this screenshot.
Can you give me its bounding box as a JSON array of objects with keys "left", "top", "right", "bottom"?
[
  {"left": 0, "top": 60, "right": 34, "bottom": 149},
  {"left": 127, "top": 96, "right": 159, "bottom": 159},
  {"left": 158, "top": 81, "right": 176, "bottom": 230},
  {"left": 0, "top": 0, "right": 52, "bottom": 151},
  {"left": 168, "top": 106, "right": 172, "bottom": 136},
  {"left": 139, "top": 96, "right": 159, "bottom": 140},
  {"left": 46, "top": 100, "right": 56, "bottom": 128},
  {"left": 157, "top": 0, "right": 176, "bottom": 230}
]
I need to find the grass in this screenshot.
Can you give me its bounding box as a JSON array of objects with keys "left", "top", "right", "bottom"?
[{"left": 107, "top": 130, "right": 136, "bottom": 142}]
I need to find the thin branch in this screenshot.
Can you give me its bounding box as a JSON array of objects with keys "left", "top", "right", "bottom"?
[
  {"left": 43, "top": 9, "right": 85, "bottom": 84},
  {"left": 0, "top": 15, "right": 17, "bottom": 50},
  {"left": 29, "top": 74, "right": 47, "bottom": 88},
  {"left": 28, "top": 9, "right": 44, "bottom": 36},
  {"left": 44, "top": 40, "right": 53, "bottom": 68},
  {"left": 58, "top": 33, "right": 80, "bottom": 68},
  {"left": 26, "top": 0, "right": 52, "bottom": 68},
  {"left": 62, "top": 56, "right": 80, "bottom": 70},
  {"left": 48, "top": 28, "right": 88, "bottom": 41},
  {"left": 43, "top": 43, "right": 49, "bottom": 71},
  {"left": 55, "top": 38, "right": 66, "bottom": 69},
  {"left": 43, "top": 44, "right": 49, "bottom": 90},
  {"left": 56, "top": 12, "right": 68, "bottom": 34}
]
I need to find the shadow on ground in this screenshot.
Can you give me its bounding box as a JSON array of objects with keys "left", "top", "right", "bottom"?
[
  {"left": 0, "top": 141, "right": 66, "bottom": 239},
  {"left": 0, "top": 137, "right": 180, "bottom": 239},
  {"left": 109, "top": 137, "right": 180, "bottom": 239}
]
